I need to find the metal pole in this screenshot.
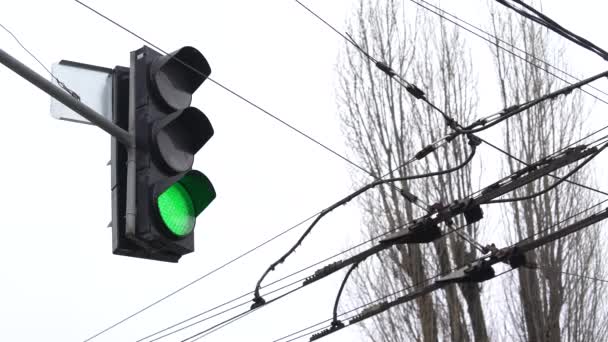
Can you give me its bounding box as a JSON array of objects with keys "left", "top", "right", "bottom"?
[{"left": 0, "top": 48, "right": 133, "bottom": 148}]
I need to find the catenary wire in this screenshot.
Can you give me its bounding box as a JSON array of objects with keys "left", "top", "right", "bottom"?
[
  {"left": 270, "top": 269, "right": 445, "bottom": 342},
  {"left": 411, "top": 0, "right": 608, "bottom": 100},
  {"left": 143, "top": 214, "right": 474, "bottom": 341},
  {"left": 496, "top": 0, "right": 608, "bottom": 61},
  {"left": 465, "top": 131, "right": 608, "bottom": 200},
  {"left": 292, "top": 0, "right": 608, "bottom": 147},
  {"left": 407, "top": 0, "right": 608, "bottom": 107}
]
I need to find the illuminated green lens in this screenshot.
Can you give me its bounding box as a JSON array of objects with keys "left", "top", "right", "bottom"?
[{"left": 157, "top": 182, "right": 195, "bottom": 237}]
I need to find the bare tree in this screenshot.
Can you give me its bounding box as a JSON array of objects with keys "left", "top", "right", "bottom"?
[
  {"left": 489, "top": 5, "right": 608, "bottom": 342},
  {"left": 338, "top": 0, "right": 488, "bottom": 341}
]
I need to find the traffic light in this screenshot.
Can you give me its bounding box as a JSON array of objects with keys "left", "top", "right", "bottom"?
[{"left": 111, "top": 46, "right": 215, "bottom": 262}]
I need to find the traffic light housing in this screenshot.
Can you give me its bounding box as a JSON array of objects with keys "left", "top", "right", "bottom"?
[{"left": 111, "top": 46, "right": 215, "bottom": 262}]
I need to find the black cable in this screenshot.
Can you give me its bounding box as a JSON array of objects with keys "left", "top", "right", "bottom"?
[
  {"left": 408, "top": 0, "right": 608, "bottom": 107},
  {"left": 496, "top": 0, "right": 608, "bottom": 61},
  {"left": 331, "top": 261, "right": 360, "bottom": 326},
  {"left": 412, "top": 0, "right": 608, "bottom": 100},
  {"left": 304, "top": 204, "right": 608, "bottom": 341},
  {"left": 252, "top": 134, "right": 479, "bottom": 304},
  {"left": 487, "top": 141, "right": 608, "bottom": 203},
  {"left": 292, "top": 0, "right": 608, "bottom": 144}
]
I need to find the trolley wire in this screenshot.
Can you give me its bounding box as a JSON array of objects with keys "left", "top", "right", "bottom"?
[
  {"left": 409, "top": 0, "right": 608, "bottom": 101},
  {"left": 407, "top": 0, "right": 608, "bottom": 107},
  {"left": 496, "top": 0, "right": 608, "bottom": 61}
]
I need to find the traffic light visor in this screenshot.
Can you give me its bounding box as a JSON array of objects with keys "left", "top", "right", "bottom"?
[{"left": 157, "top": 171, "right": 216, "bottom": 237}]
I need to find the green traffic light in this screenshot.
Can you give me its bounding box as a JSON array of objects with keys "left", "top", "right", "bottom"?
[
  {"left": 157, "top": 182, "right": 196, "bottom": 237},
  {"left": 156, "top": 171, "right": 216, "bottom": 238}
]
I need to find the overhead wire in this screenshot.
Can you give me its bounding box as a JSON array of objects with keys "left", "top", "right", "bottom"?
[
  {"left": 409, "top": 0, "right": 608, "bottom": 102},
  {"left": 270, "top": 268, "right": 445, "bottom": 342},
  {"left": 496, "top": 0, "right": 608, "bottom": 61}
]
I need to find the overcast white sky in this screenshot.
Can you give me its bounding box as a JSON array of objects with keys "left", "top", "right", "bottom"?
[{"left": 1, "top": 1, "right": 608, "bottom": 341}]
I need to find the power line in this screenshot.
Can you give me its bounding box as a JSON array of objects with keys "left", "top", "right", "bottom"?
[
  {"left": 410, "top": 0, "right": 608, "bottom": 101},
  {"left": 408, "top": 0, "right": 608, "bottom": 107},
  {"left": 496, "top": 0, "right": 608, "bottom": 61}
]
